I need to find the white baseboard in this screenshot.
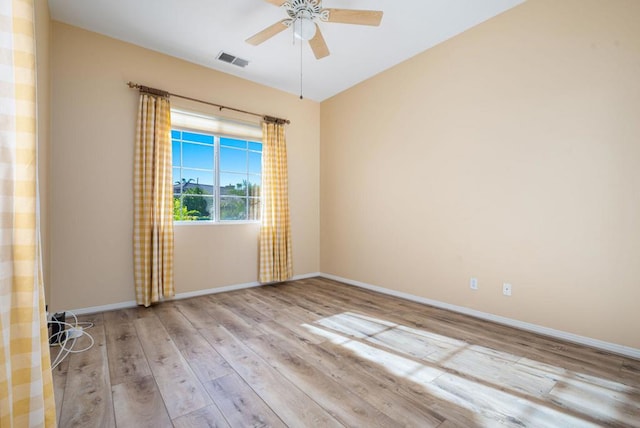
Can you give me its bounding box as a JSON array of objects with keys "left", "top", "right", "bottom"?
[
  {"left": 319, "top": 273, "right": 640, "bottom": 360},
  {"left": 68, "top": 300, "right": 138, "bottom": 316},
  {"left": 67, "top": 272, "right": 322, "bottom": 316}
]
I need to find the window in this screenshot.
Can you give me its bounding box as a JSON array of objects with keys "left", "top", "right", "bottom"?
[{"left": 171, "top": 110, "right": 262, "bottom": 222}]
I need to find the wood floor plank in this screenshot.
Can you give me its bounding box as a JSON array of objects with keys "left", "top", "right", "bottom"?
[
  {"left": 50, "top": 345, "right": 69, "bottom": 426},
  {"left": 240, "top": 289, "right": 288, "bottom": 319},
  {"left": 204, "top": 373, "right": 287, "bottom": 428},
  {"left": 134, "top": 314, "right": 212, "bottom": 419},
  {"left": 172, "top": 404, "right": 231, "bottom": 428},
  {"left": 246, "top": 289, "right": 328, "bottom": 344},
  {"left": 112, "top": 375, "right": 172, "bottom": 428},
  {"left": 436, "top": 420, "right": 471, "bottom": 428},
  {"left": 103, "top": 311, "right": 152, "bottom": 386},
  {"left": 153, "top": 302, "right": 234, "bottom": 382},
  {"left": 546, "top": 372, "right": 640, "bottom": 427},
  {"left": 622, "top": 359, "right": 640, "bottom": 385},
  {"left": 215, "top": 293, "right": 271, "bottom": 325},
  {"left": 201, "top": 295, "right": 264, "bottom": 340},
  {"left": 438, "top": 346, "right": 546, "bottom": 392},
  {"left": 58, "top": 314, "right": 116, "bottom": 428}
]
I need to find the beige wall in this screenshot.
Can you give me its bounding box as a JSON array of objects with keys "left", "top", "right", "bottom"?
[
  {"left": 50, "top": 23, "right": 320, "bottom": 311},
  {"left": 320, "top": 0, "right": 640, "bottom": 348},
  {"left": 35, "top": 0, "right": 50, "bottom": 303}
]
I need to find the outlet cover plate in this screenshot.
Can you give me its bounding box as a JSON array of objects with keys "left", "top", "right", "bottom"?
[{"left": 503, "top": 283, "right": 512, "bottom": 296}]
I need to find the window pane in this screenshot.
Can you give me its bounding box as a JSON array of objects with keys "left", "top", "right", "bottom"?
[
  {"left": 220, "top": 147, "right": 247, "bottom": 173},
  {"left": 248, "top": 151, "right": 262, "bottom": 174},
  {"left": 172, "top": 167, "right": 181, "bottom": 192},
  {"left": 220, "top": 137, "right": 247, "bottom": 149},
  {"left": 182, "top": 131, "right": 213, "bottom": 145},
  {"left": 173, "top": 197, "right": 184, "bottom": 220},
  {"left": 181, "top": 169, "right": 214, "bottom": 194},
  {"left": 173, "top": 197, "right": 192, "bottom": 221},
  {"left": 171, "top": 130, "right": 180, "bottom": 139},
  {"left": 172, "top": 140, "right": 181, "bottom": 166},
  {"left": 248, "top": 198, "right": 261, "bottom": 221},
  {"left": 248, "top": 175, "right": 261, "bottom": 197},
  {"left": 248, "top": 142, "right": 262, "bottom": 152},
  {"left": 220, "top": 197, "right": 247, "bottom": 221},
  {"left": 182, "top": 142, "right": 213, "bottom": 170},
  {"left": 220, "top": 172, "right": 246, "bottom": 196},
  {"left": 181, "top": 194, "right": 213, "bottom": 220},
  {"left": 173, "top": 196, "right": 213, "bottom": 221}
]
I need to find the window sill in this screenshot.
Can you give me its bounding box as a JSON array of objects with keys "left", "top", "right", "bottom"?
[{"left": 173, "top": 220, "right": 261, "bottom": 226}]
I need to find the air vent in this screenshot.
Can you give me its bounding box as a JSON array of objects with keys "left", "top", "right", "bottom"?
[
  {"left": 233, "top": 57, "right": 249, "bottom": 68},
  {"left": 216, "top": 51, "right": 249, "bottom": 68}
]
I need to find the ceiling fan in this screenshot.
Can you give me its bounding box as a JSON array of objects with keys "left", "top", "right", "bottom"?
[{"left": 246, "top": 0, "right": 383, "bottom": 59}]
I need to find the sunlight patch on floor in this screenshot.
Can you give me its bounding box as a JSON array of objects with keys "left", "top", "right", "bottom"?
[
  {"left": 303, "top": 323, "right": 444, "bottom": 383},
  {"left": 302, "top": 312, "right": 639, "bottom": 427}
]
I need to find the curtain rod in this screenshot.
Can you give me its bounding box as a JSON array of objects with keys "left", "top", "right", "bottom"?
[{"left": 126, "top": 81, "right": 290, "bottom": 125}]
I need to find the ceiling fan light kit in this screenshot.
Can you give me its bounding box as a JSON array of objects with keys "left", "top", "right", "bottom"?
[{"left": 293, "top": 15, "right": 317, "bottom": 41}]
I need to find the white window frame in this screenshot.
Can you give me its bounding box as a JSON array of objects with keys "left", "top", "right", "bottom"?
[{"left": 171, "top": 109, "right": 262, "bottom": 224}]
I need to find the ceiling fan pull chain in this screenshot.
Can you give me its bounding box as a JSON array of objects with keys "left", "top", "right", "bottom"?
[{"left": 299, "top": 36, "right": 304, "bottom": 100}]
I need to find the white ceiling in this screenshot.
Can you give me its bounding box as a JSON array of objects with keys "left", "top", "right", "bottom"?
[{"left": 48, "top": 0, "right": 525, "bottom": 102}]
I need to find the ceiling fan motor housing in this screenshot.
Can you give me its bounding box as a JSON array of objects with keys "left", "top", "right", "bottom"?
[{"left": 284, "top": 0, "right": 328, "bottom": 22}]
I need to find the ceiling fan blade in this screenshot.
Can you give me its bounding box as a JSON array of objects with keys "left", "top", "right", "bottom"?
[
  {"left": 246, "top": 20, "right": 289, "bottom": 45},
  {"left": 323, "top": 8, "right": 383, "bottom": 26},
  {"left": 309, "top": 24, "right": 329, "bottom": 59},
  {"left": 265, "top": 0, "right": 287, "bottom": 5}
]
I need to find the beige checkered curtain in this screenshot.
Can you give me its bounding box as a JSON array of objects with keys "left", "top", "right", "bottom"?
[
  {"left": 259, "top": 121, "right": 293, "bottom": 282},
  {"left": 0, "top": 0, "right": 56, "bottom": 426},
  {"left": 133, "top": 93, "right": 174, "bottom": 307}
]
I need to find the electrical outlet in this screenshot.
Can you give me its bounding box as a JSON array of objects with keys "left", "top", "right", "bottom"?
[
  {"left": 503, "top": 283, "right": 512, "bottom": 296},
  {"left": 470, "top": 277, "right": 478, "bottom": 290}
]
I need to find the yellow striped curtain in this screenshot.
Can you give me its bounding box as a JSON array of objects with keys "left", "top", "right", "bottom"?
[
  {"left": 259, "top": 121, "right": 293, "bottom": 282},
  {"left": 0, "top": 0, "right": 56, "bottom": 426},
  {"left": 133, "top": 93, "right": 175, "bottom": 306}
]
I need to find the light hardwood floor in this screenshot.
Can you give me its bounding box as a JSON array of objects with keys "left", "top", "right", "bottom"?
[{"left": 52, "top": 277, "right": 640, "bottom": 427}]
